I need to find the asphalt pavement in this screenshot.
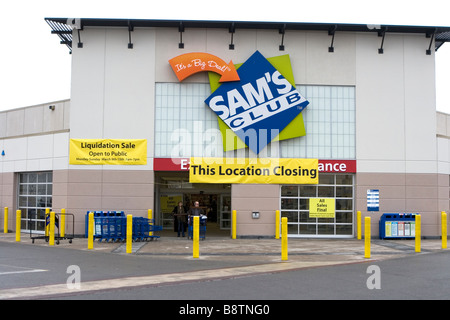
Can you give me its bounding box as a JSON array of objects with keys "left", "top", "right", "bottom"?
[{"left": 0, "top": 230, "right": 448, "bottom": 300}]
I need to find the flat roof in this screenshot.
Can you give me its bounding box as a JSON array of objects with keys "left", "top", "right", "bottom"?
[{"left": 45, "top": 17, "right": 450, "bottom": 53}]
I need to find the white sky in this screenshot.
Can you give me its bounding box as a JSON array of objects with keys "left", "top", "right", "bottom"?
[{"left": 1, "top": 0, "right": 450, "bottom": 113}]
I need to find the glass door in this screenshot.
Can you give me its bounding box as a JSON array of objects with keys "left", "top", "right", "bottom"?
[
  {"left": 17, "top": 172, "right": 53, "bottom": 233},
  {"left": 219, "top": 194, "right": 231, "bottom": 230}
]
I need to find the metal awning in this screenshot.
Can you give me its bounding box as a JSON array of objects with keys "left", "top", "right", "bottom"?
[{"left": 45, "top": 17, "right": 450, "bottom": 54}]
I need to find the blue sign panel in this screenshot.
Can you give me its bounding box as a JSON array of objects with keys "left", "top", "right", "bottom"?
[
  {"left": 367, "top": 189, "right": 380, "bottom": 211},
  {"left": 205, "top": 51, "right": 309, "bottom": 154}
]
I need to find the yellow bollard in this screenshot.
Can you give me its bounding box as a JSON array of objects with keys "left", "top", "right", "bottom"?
[
  {"left": 16, "top": 210, "right": 21, "bottom": 242},
  {"left": 148, "top": 209, "right": 153, "bottom": 237},
  {"left": 275, "top": 210, "right": 280, "bottom": 239},
  {"left": 126, "top": 215, "right": 133, "bottom": 254},
  {"left": 4, "top": 207, "right": 8, "bottom": 234},
  {"left": 364, "top": 216, "right": 371, "bottom": 258},
  {"left": 88, "top": 212, "right": 94, "bottom": 250},
  {"left": 45, "top": 208, "right": 50, "bottom": 237},
  {"left": 281, "top": 217, "right": 288, "bottom": 261},
  {"left": 357, "top": 210, "right": 361, "bottom": 240},
  {"left": 232, "top": 210, "right": 237, "bottom": 239},
  {"left": 49, "top": 211, "right": 55, "bottom": 246},
  {"left": 60, "top": 208, "right": 66, "bottom": 238},
  {"left": 442, "top": 211, "right": 447, "bottom": 249},
  {"left": 193, "top": 216, "right": 199, "bottom": 258},
  {"left": 415, "top": 214, "right": 421, "bottom": 253}
]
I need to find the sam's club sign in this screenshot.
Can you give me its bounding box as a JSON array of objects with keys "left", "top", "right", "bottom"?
[
  {"left": 170, "top": 50, "right": 309, "bottom": 154},
  {"left": 205, "top": 51, "right": 309, "bottom": 154}
]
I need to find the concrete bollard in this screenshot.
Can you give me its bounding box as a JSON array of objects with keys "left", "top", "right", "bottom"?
[
  {"left": 442, "top": 211, "right": 447, "bottom": 249},
  {"left": 281, "top": 217, "right": 288, "bottom": 261},
  {"left": 232, "top": 210, "right": 237, "bottom": 239},
  {"left": 4, "top": 207, "right": 8, "bottom": 234},
  {"left": 49, "top": 211, "right": 55, "bottom": 246},
  {"left": 126, "top": 215, "right": 132, "bottom": 254},
  {"left": 415, "top": 214, "right": 421, "bottom": 253},
  {"left": 364, "top": 216, "right": 370, "bottom": 258},
  {"left": 148, "top": 209, "right": 153, "bottom": 237},
  {"left": 60, "top": 208, "right": 66, "bottom": 238},
  {"left": 193, "top": 216, "right": 199, "bottom": 258},
  {"left": 357, "top": 210, "right": 361, "bottom": 240},
  {"left": 275, "top": 210, "right": 280, "bottom": 240},
  {"left": 88, "top": 212, "right": 94, "bottom": 250},
  {"left": 16, "top": 210, "right": 21, "bottom": 242}
]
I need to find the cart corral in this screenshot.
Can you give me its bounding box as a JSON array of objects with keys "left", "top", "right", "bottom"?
[{"left": 86, "top": 211, "right": 162, "bottom": 242}]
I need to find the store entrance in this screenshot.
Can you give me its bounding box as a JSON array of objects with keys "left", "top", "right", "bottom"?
[{"left": 155, "top": 172, "right": 231, "bottom": 237}]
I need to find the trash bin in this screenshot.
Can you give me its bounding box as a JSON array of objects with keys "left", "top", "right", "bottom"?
[{"left": 379, "top": 213, "right": 417, "bottom": 239}]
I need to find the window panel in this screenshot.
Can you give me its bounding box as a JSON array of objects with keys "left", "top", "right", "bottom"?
[
  {"left": 18, "top": 172, "right": 52, "bottom": 232},
  {"left": 280, "top": 85, "right": 355, "bottom": 159},
  {"left": 280, "top": 174, "right": 354, "bottom": 237},
  {"left": 155, "top": 83, "right": 355, "bottom": 159}
]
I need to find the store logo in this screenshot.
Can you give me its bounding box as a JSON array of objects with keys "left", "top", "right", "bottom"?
[
  {"left": 169, "top": 50, "right": 309, "bottom": 154},
  {"left": 205, "top": 51, "right": 308, "bottom": 154}
]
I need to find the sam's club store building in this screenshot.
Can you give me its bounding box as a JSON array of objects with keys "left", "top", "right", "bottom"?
[{"left": 1, "top": 18, "right": 450, "bottom": 239}]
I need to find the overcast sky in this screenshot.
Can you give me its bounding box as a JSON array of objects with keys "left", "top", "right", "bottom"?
[{"left": 1, "top": 0, "right": 450, "bottom": 113}]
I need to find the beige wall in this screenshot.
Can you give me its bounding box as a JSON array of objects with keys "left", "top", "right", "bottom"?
[
  {"left": 0, "top": 100, "right": 70, "bottom": 139},
  {"left": 232, "top": 184, "right": 279, "bottom": 237},
  {"left": 356, "top": 172, "right": 449, "bottom": 238},
  {"left": 0, "top": 172, "right": 14, "bottom": 232},
  {"left": 53, "top": 169, "right": 154, "bottom": 235}
]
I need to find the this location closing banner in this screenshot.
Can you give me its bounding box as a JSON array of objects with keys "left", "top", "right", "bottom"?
[
  {"left": 189, "top": 157, "right": 318, "bottom": 184},
  {"left": 69, "top": 139, "right": 147, "bottom": 165}
]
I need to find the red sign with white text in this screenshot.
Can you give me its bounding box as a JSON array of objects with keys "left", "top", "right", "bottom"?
[{"left": 154, "top": 158, "right": 356, "bottom": 173}]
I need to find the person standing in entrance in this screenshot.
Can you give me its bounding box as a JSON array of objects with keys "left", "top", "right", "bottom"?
[
  {"left": 173, "top": 201, "right": 187, "bottom": 237},
  {"left": 188, "top": 201, "right": 204, "bottom": 217}
]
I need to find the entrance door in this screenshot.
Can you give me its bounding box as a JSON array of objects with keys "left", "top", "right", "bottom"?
[
  {"left": 220, "top": 194, "right": 231, "bottom": 230},
  {"left": 159, "top": 194, "right": 183, "bottom": 230}
]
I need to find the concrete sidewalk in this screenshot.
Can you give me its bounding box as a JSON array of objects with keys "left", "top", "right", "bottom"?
[{"left": 1, "top": 231, "right": 447, "bottom": 266}]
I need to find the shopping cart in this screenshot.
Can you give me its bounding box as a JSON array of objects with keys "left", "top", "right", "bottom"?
[
  {"left": 88, "top": 211, "right": 162, "bottom": 242},
  {"left": 187, "top": 215, "right": 207, "bottom": 240}
]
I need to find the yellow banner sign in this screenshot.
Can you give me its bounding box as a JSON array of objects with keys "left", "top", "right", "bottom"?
[
  {"left": 69, "top": 139, "right": 147, "bottom": 165},
  {"left": 309, "top": 198, "right": 335, "bottom": 218},
  {"left": 189, "top": 157, "right": 318, "bottom": 184}
]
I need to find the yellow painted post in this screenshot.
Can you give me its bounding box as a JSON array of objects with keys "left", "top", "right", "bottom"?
[
  {"left": 364, "top": 216, "right": 371, "bottom": 258},
  {"left": 193, "top": 216, "right": 199, "bottom": 258},
  {"left": 4, "top": 207, "right": 8, "bottom": 233},
  {"left": 281, "top": 217, "right": 288, "bottom": 261},
  {"left": 357, "top": 210, "right": 361, "bottom": 240},
  {"left": 415, "top": 214, "right": 421, "bottom": 253},
  {"left": 88, "top": 212, "right": 94, "bottom": 250},
  {"left": 232, "top": 210, "right": 237, "bottom": 239},
  {"left": 45, "top": 208, "right": 50, "bottom": 237},
  {"left": 148, "top": 209, "right": 153, "bottom": 237},
  {"left": 60, "top": 208, "right": 66, "bottom": 238},
  {"left": 49, "top": 211, "right": 55, "bottom": 246},
  {"left": 441, "top": 211, "right": 447, "bottom": 249},
  {"left": 15, "top": 210, "right": 21, "bottom": 242},
  {"left": 126, "top": 214, "right": 133, "bottom": 254},
  {"left": 275, "top": 210, "right": 280, "bottom": 239}
]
